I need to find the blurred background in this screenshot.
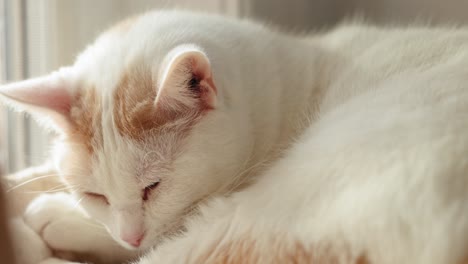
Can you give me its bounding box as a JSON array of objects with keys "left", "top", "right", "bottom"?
[{"left": 1, "top": 0, "right": 468, "bottom": 174}]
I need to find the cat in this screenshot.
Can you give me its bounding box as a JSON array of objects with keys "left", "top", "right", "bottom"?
[{"left": 2, "top": 10, "right": 468, "bottom": 264}]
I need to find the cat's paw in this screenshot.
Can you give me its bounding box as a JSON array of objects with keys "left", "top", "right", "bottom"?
[
  {"left": 22, "top": 193, "right": 89, "bottom": 258},
  {"left": 10, "top": 217, "right": 52, "bottom": 264},
  {"left": 23, "top": 192, "right": 85, "bottom": 236},
  {"left": 22, "top": 192, "right": 133, "bottom": 263}
]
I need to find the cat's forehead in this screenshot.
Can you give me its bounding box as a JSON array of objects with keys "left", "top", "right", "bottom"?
[
  {"left": 68, "top": 62, "right": 197, "bottom": 159},
  {"left": 68, "top": 17, "right": 158, "bottom": 149},
  {"left": 69, "top": 66, "right": 157, "bottom": 152}
]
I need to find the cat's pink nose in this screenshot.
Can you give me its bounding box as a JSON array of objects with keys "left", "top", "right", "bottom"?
[{"left": 122, "top": 233, "right": 145, "bottom": 247}]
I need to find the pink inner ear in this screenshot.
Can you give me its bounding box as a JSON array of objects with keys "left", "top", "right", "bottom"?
[
  {"left": 189, "top": 55, "right": 217, "bottom": 109},
  {"left": 156, "top": 48, "right": 218, "bottom": 111},
  {"left": 192, "top": 58, "right": 217, "bottom": 95},
  {"left": 32, "top": 86, "right": 72, "bottom": 114},
  {"left": 198, "top": 76, "right": 217, "bottom": 110},
  {"left": 0, "top": 73, "right": 72, "bottom": 115}
]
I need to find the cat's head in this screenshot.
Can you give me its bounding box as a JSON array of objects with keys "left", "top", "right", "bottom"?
[{"left": 0, "top": 12, "right": 253, "bottom": 249}]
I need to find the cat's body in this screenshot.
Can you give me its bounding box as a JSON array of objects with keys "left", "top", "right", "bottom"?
[{"left": 3, "top": 11, "right": 468, "bottom": 264}]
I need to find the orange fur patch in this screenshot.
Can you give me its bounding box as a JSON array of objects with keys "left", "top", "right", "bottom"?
[
  {"left": 113, "top": 66, "right": 201, "bottom": 141},
  {"left": 69, "top": 87, "right": 102, "bottom": 153},
  {"left": 195, "top": 235, "right": 368, "bottom": 264},
  {"left": 65, "top": 64, "right": 204, "bottom": 156},
  {"left": 113, "top": 67, "right": 157, "bottom": 140}
]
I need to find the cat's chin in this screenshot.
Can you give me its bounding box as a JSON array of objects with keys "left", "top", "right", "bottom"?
[{"left": 118, "top": 240, "right": 144, "bottom": 251}]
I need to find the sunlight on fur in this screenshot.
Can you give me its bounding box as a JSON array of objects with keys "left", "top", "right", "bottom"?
[{"left": 1, "top": 10, "right": 468, "bottom": 264}]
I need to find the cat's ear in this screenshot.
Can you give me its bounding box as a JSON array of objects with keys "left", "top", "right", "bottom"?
[
  {"left": 0, "top": 67, "right": 75, "bottom": 133},
  {"left": 156, "top": 45, "right": 217, "bottom": 112}
]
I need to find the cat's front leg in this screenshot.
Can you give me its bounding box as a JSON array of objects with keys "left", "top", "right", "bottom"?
[
  {"left": 10, "top": 217, "right": 53, "bottom": 264},
  {"left": 23, "top": 192, "right": 137, "bottom": 264}
]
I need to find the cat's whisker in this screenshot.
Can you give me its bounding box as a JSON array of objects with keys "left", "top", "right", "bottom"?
[
  {"left": 17, "top": 182, "right": 82, "bottom": 194},
  {"left": 6, "top": 174, "right": 88, "bottom": 193},
  {"left": 21, "top": 188, "right": 72, "bottom": 194},
  {"left": 6, "top": 174, "right": 63, "bottom": 192},
  {"left": 72, "top": 197, "right": 85, "bottom": 209},
  {"left": 42, "top": 185, "right": 82, "bottom": 193}
]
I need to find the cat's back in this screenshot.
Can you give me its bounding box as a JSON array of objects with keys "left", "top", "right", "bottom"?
[
  {"left": 311, "top": 24, "right": 468, "bottom": 114},
  {"left": 215, "top": 24, "right": 468, "bottom": 263},
  {"left": 320, "top": 23, "right": 468, "bottom": 63}
]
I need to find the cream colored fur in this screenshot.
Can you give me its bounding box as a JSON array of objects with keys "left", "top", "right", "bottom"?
[{"left": 2, "top": 11, "right": 468, "bottom": 264}]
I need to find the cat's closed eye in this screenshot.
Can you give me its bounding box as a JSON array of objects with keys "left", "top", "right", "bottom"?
[
  {"left": 84, "top": 192, "right": 109, "bottom": 205},
  {"left": 143, "top": 181, "right": 160, "bottom": 201}
]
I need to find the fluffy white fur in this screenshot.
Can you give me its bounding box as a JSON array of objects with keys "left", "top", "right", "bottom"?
[{"left": 3, "top": 11, "right": 468, "bottom": 264}]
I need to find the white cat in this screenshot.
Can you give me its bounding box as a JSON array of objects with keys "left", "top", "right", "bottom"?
[{"left": 3, "top": 10, "right": 468, "bottom": 264}]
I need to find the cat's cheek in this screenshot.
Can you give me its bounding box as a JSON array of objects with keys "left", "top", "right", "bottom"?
[
  {"left": 88, "top": 209, "right": 122, "bottom": 245},
  {"left": 51, "top": 141, "right": 68, "bottom": 173},
  {"left": 53, "top": 140, "right": 92, "bottom": 185},
  {"left": 78, "top": 201, "right": 118, "bottom": 243},
  {"left": 78, "top": 199, "right": 111, "bottom": 226}
]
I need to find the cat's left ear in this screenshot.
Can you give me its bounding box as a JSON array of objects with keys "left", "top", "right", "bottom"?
[
  {"left": 0, "top": 67, "right": 75, "bottom": 133},
  {"left": 156, "top": 45, "right": 217, "bottom": 112}
]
